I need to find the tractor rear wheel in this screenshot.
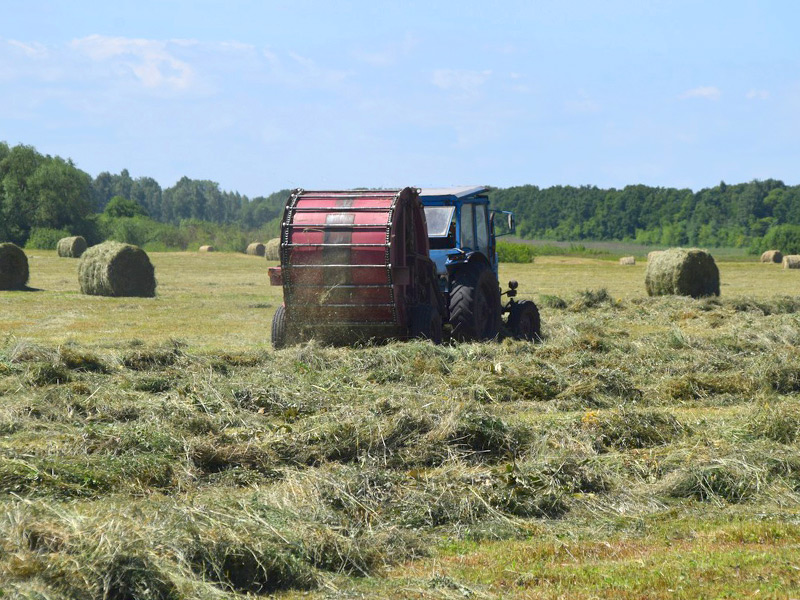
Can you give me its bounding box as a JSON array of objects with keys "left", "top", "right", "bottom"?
[
  {"left": 508, "top": 300, "right": 541, "bottom": 341},
  {"left": 449, "top": 264, "right": 502, "bottom": 341},
  {"left": 271, "top": 304, "right": 289, "bottom": 349}
]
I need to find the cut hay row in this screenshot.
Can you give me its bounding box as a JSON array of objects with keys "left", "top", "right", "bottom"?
[
  {"left": 782, "top": 255, "right": 800, "bottom": 269},
  {"left": 0, "top": 242, "right": 29, "bottom": 290},
  {"left": 265, "top": 238, "right": 280, "bottom": 261},
  {"left": 645, "top": 247, "right": 720, "bottom": 298},
  {"left": 761, "top": 249, "right": 783, "bottom": 263},
  {"left": 78, "top": 241, "right": 156, "bottom": 297},
  {"left": 57, "top": 236, "right": 87, "bottom": 258},
  {"left": 619, "top": 256, "right": 635, "bottom": 265},
  {"left": 246, "top": 242, "right": 266, "bottom": 257}
]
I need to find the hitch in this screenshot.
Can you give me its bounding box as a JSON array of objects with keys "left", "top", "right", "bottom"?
[{"left": 501, "top": 280, "right": 519, "bottom": 314}]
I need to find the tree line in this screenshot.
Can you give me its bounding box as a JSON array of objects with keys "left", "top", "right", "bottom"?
[
  {"left": 488, "top": 180, "right": 800, "bottom": 253},
  {"left": 0, "top": 142, "right": 289, "bottom": 251},
  {"left": 3, "top": 141, "right": 800, "bottom": 253}
]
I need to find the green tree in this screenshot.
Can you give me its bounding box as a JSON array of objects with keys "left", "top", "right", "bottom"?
[{"left": 104, "top": 195, "right": 149, "bottom": 218}]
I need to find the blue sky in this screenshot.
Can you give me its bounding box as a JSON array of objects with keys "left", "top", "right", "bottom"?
[{"left": 2, "top": 0, "right": 798, "bottom": 197}]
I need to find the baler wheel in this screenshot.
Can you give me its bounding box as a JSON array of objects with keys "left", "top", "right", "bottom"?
[
  {"left": 449, "top": 265, "right": 501, "bottom": 341},
  {"left": 508, "top": 300, "right": 541, "bottom": 341},
  {"left": 271, "top": 304, "right": 289, "bottom": 349},
  {"left": 410, "top": 304, "right": 443, "bottom": 344}
]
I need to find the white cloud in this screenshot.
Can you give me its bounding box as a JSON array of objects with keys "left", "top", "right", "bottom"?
[
  {"left": 352, "top": 34, "right": 418, "bottom": 67},
  {"left": 680, "top": 86, "right": 721, "bottom": 100},
  {"left": 431, "top": 69, "right": 492, "bottom": 92},
  {"left": 6, "top": 39, "right": 48, "bottom": 59},
  {"left": 286, "top": 52, "right": 349, "bottom": 86},
  {"left": 70, "top": 34, "right": 195, "bottom": 91},
  {"left": 565, "top": 90, "right": 600, "bottom": 114},
  {"left": 746, "top": 89, "right": 769, "bottom": 100}
]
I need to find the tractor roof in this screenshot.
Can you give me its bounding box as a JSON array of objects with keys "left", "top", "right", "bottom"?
[{"left": 419, "top": 186, "right": 487, "bottom": 199}]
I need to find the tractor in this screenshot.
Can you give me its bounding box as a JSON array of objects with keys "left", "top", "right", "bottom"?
[{"left": 268, "top": 186, "right": 540, "bottom": 347}]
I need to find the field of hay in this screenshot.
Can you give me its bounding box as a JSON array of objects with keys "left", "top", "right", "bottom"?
[{"left": 1, "top": 250, "right": 799, "bottom": 599}]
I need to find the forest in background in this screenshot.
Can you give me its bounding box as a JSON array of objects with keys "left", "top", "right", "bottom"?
[{"left": 3, "top": 141, "right": 800, "bottom": 254}]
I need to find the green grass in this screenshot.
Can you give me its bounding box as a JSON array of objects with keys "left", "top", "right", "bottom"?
[{"left": 0, "top": 249, "right": 799, "bottom": 598}]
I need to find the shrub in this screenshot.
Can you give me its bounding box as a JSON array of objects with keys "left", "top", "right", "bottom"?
[
  {"left": 759, "top": 224, "right": 800, "bottom": 255},
  {"left": 496, "top": 241, "right": 536, "bottom": 263},
  {"left": 25, "top": 227, "right": 71, "bottom": 250}
]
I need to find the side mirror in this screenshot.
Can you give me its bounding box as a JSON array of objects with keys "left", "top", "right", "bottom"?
[{"left": 507, "top": 213, "right": 515, "bottom": 233}]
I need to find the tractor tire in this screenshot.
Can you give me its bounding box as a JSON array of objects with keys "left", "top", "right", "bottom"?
[
  {"left": 409, "top": 304, "right": 443, "bottom": 344},
  {"left": 508, "top": 300, "right": 541, "bottom": 341},
  {"left": 271, "top": 304, "right": 289, "bottom": 349},
  {"left": 449, "top": 264, "right": 502, "bottom": 341}
]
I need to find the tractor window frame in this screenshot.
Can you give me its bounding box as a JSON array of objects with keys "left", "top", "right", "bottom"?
[
  {"left": 460, "top": 203, "right": 476, "bottom": 251},
  {"left": 475, "top": 203, "right": 489, "bottom": 257}
]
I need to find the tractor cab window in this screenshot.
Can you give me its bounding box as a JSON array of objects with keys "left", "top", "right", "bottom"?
[
  {"left": 460, "top": 203, "right": 476, "bottom": 251},
  {"left": 425, "top": 206, "right": 457, "bottom": 250},
  {"left": 476, "top": 204, "right": 489, "bottom": 256}
]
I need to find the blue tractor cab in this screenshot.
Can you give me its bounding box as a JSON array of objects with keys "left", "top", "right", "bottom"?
[
  {"left": 419, "top": 186, "right": 514, "bottom": 283},
  {"left": 419, "top": 187, "right": 538, "bottom": 341}
]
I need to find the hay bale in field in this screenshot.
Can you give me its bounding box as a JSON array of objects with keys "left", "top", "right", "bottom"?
[
  {"left": 782, "top": 255, "right": 800, "bottom": 269},
  {"left": 647, "top": 250, "right": 663, "bottom": 262},
  {"left": 0, "top": 243, "right": 29, "bottom": 290},
  {"left": 619, "top": 256, "right": 636, "bottom": 265},
  {"left": 199, "top": 245, "right": 215, "bottom": 253},
  {"left": 265, "top": 238, "right": 280, "bottom": 261},
  {"left": 246, "top": 242, "right": 266, "bottom": 257},
  {"left": 761, "top": 250, "right": 783, "bottom": 263},
  {"left": 57, "top": 236, "right": 87, "bottom": 258},
  {"left": 645, "top": 247, "right": 720, "bottom": 298},
  {"left": 78, "top": 241, "right": 156, "bottom": 297}
]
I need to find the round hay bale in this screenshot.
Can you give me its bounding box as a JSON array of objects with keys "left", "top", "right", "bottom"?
[
  {"left": 57, "top": 236, "right": 88, "bottom": 258},
  {"left": 199, "top": 245, "right": 215, "bottom": 253},
  {"left": 0, "top": 243, "right": 29, "bottom": 290},
  {"left": 782, "top": 255, "right": 800, "bottom": 269},
  {"left": 647, "top": 250, "right": 663, "bottom": 262},
  {"left": 265, "top": 238, "right": 280, "bottom": 261},
  {"left": 246, "top": 242, "right": 266, "bottom": 257},
  {"left": 78, "top": 241, "right": 156, "bottom": 297},
  {"left": 761, "top": 250, "right": 783, "bottom": 264},
  {"left": 619, "top": 256, "right": 636, "bottom": 266},
  {"left": 645, "top": 247, "right": 720, "bottom": 298}
]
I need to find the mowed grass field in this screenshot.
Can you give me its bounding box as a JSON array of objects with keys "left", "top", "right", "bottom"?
[
  {"left": 1, "top": 250, "right": 799, "bottom": 599},
  {"left": 4, "top": 250, "right": 798, "bottom": 347}
]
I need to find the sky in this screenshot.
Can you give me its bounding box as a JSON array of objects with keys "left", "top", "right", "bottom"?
[{"left": 1, "top": 0, "right": 798, "bottom": 198}]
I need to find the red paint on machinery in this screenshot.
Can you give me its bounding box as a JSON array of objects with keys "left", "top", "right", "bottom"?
[{"left": 269, "top": 187, "right": 435, "bottom": 341}]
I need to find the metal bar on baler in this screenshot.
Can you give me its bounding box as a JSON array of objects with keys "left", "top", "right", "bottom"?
[
  {"left": 286, "top": 223, "right": 391, "bottom": 229},
  {"left": 290, "top": 207, "right": 392, "bottom": 212},
  {"left": 285, "top": 242, "right": 390, "bottom": 248},
  {"left": 289, "top": 303, "right": 395, "bottom": 308},
  {"left": 288, "top": 284, "right": 392, "bottom": 288},
  {"left": 287, "top": 264, "right": 388, "bottom": 268}
]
